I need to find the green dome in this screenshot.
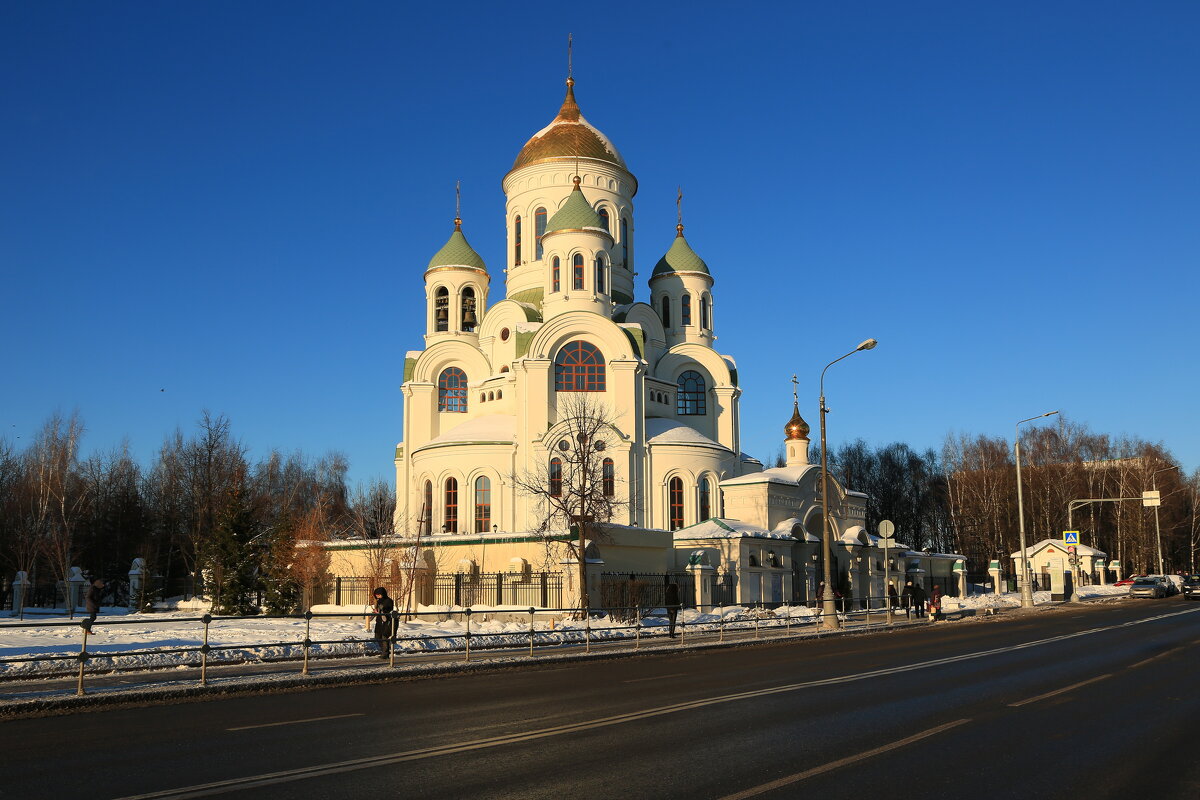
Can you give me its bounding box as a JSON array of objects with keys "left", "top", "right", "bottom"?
[
  {"left": 546, "top": 179, "right": 606, "bottom": 233},
  {"left": 651, "top": 226, "right": 710, "bottom": 277},
  {"left": 427, "top": 221, "right": 486, "bottom": 271}
]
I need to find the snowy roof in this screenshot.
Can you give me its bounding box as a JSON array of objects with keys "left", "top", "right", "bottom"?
[
  {"left": 1010, "top": 538, "right": 1106, "bottom": 558},
  {"left": 721, "top": 464, "right": 819, "bottom": 487},
  {"left": 420, "top": 415, "right": 516, "bottom": 448},
  {"left": 646, "top": 418, "right": 726, "bottom": 449},
  {"left": 771, "top": 517, "right": 820, "bottom": 542},
  {"left": 673, "top": 518, "right": 796, "bottom": 541}
]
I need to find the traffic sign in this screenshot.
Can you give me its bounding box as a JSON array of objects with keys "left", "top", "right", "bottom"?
[
  {"left": 1068, "top": 545, "right": 1077, "bottom": 555},
  {"left": 1142, "top": 490, "right": 1161, "bottom": 507},
  {"left": 878, "top": 520, "right": 895, "bottom": 539},
  {"left": 1063, "top": 530, "right": 1080, "bottom": 545}
]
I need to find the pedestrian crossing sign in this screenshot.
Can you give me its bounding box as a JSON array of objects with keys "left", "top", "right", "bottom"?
[{"left": 1063, "top": 530, "right": 1080, "bottom": 545}]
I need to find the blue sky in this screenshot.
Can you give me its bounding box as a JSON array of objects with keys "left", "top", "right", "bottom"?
[{"left": 3, "top": 1, "right": 1198, "bottom": 486}]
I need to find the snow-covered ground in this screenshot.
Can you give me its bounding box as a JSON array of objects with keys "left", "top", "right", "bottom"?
[{"left": 0, "top": 586, "right": 1130, "bottom": 679}]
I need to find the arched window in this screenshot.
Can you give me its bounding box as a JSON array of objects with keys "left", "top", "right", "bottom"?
[
  {"left": 444, "top": 478, "right": 458, "bottom": 533},
  {"left": 699, "top": 477, "right": 711, "bottom": 521},
  {"left": 554, "top": 341, "right": 605, "bottom": 392},
  {"left": 594, "top": 255, "right": 605, "bottom": 294},
  {"left": 534, "top": 207, "right": 547, "bottom": 260},
  {"left": 572, "top": 253, "right": 584, "bottom": 290},
  {"left": 621, "top": 218, "right": 629, "bottom": 266},
  {"left": 660, "top": 296, "right": 671, "bottom": 328},
  {"left": 681, "top": 293, "right": 692, "bottom": 326},
  {"left": 474, "top": 476, "right": 491, "bottom": 533},
  {"left": 669, "top": 477, "right": 684, "bottom": 530},
  {"left": 434, "top": 287, "right": 449, "bottom": 332},
  {"left": 461, "top": 287, "right": 476, "bottom": 332},
  {"left": 423, "top": 480, "right": 433, "bottom": 533},
  {"left": 549, "top": 458, "right": 562, "bottom": 497},
  {"left": 513, "top": 215, "right": 522, "bottom": 265},
  {"left": 700, "top": 295, "right": 710, "bottom": 330},
  {"left": 552, "top": 256, "right": 561, "bottom": 292},
  {"left": 677, "top": 370, "right": 706, "bottom": 415},
  {"left": 598, "top": 207, "right": 610, "bottom": 234},
  {"left": 602, "top": 458, "right": 614, "bottom": 497},
  {"left": 438, "top": 367, "right": 468, "bottom": 412}
]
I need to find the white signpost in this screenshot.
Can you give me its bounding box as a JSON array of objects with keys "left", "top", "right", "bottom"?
[{"left": 879, "top": 520, "right": 896, "bottom": 625}]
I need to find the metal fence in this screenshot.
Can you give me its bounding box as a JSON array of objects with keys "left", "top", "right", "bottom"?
[
  {"left": 431, "top": 572, "right": 562, "bottom": 608},
  {"left": 599, "top": 572, "right": 694, "bottom": 614}
]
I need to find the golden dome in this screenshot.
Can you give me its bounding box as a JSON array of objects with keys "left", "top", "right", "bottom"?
[
  {"left": 510, "top": 79, "right": 627, "bottom": 173},
  {"left": 784, "top": 402, "right": 811, "bottom": 440}
]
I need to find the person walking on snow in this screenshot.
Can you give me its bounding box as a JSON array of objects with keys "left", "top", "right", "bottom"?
[
  {"left": 912, "top": 582, "right": 928, "bottom": 618},
  {"left": 371, "top": 587, "right": 396, "bottom": 659},
  {"left": 85, "top": 578, "right": 105, "bottom": 625},
  {"left": 901, "top": 580, "right": 914, "bottom": 618},
  {"left": 664, "top": 581, "right": 681, "bottom": 638}
]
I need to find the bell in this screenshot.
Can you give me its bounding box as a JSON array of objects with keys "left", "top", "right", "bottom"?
[
  {"left": 435, "top": 306, "right": 448, "bottom": 321},
  {"left": 463, "top": 307, "right": 477, "bottom": 327}
]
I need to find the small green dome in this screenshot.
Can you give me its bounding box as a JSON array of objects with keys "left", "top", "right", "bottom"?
[
  {"left": 651, "top": 226, "right": 710, "bottom": 277},
  {"left": 546, "top": 178, "right": 606, "bottom": 233},
  {"left": 427, "top": 220, "right": 486, "bottom": 271}
]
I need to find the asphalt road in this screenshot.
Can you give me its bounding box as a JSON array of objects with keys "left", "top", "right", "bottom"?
[{"left": 3, "top": 598, "right": 1198, "bottom": 800}]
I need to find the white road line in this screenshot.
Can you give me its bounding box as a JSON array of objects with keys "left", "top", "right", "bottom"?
[
  {"left": 1008, "top": 674, "right": 1113, "bottom": 707},
  {"left": 622, "top": 672, "right": 688, "bottom": 683},
  {"left": 226, "top": 713, "right": 364, "bottom": 731},
  {"left": 117, "top": 606, "right": 1200, "bottom": 799},
  {"left": 717, "top": 718, "right": 972, "bottom": 800}
]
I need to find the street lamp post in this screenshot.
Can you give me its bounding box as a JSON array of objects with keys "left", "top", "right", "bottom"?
[
  {"left": 1015, "top": 410, "right": 1059, "bottom": 608},
  {"left": 819, "top": 338, "right": 877, "bottom": 630},
  {"left": 1150, "top": 465, "right": 1178, "bottom": 575}
]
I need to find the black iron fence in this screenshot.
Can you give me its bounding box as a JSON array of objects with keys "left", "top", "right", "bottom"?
[
  {"left": 431, "top": 572, "right": 562, "bottom": 608},
  {"left": 599, "top": 572, "right": 694, "bottom": 614}
]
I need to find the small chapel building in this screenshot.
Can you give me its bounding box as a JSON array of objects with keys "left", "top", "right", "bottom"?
[{"left": 322, "top": 72, "right": 960, "bottom": 611}]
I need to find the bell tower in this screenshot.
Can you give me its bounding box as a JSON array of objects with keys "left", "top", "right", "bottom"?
[{"left": 423, "top": 201, "right": 490, "bottom": 342}]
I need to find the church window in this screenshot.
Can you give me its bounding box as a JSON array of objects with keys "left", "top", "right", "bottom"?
[
  {"left": 513, "top": 215, "right": 522, "bottom": 265},
  {"left": 598, "top": 207, "right": 610, "bottom": 234},
  {"left": 535, "top": 207, "right": 547, "bottom": 260},
  {"left": 669, "top": 477, "right": 684, "bottom": 530},
  {"left": 701, "top": 295, "right": 710, "bottom": 330},
  {"left": 594, "top": 255, "right": 605, "bottom": 294},
  {"left": 677, "top": 370, "right": 706, "bottom": 415},
  {"left": 682, "top": 293, "right": 692, "bottom": 326},
  {"left": 699, "top": 477, "right": 711, "bottom": 521},
  {"left": 488, "top": 391, "right": 494, "bottom": 401},
  {"left": 500, "top": 327, "right": 510, "bottom": 342},
  {"left": 496, "top": 390, "right": 502, "bottom": 399},
  {"left": 768, "top": 550, "right": 780, "bottom": 568},
  {"left": 660, "top": 296, "right": 670, "bottom": 328},
  {"left": 434, "top": 287, "right": 449, "bottom": 332},
  {"left": 549, "top": 458, "right": 562, "bottom": 497},
  {"left": 602, "top": 458, "right": 614, "bottom": 497},
  {"left": 438, "top": 367, "right": 468, "bottom": 412},
  {"left": 423, "top": 481, "right": 433, "bottom": 533},
  {"left": 461, "top": 287, "right": 477, "bottom": 332},
  {"left": 444, "top": 478, "right": 458, "bottom": 533},
  {"left": 552, "top": 257, "right": 561, "bottom": 292},
  {"left": 621, "top": 218, "right": 629, "bottom": 266},
  {"left": 554, "top": 341, "right": 605, "bottom": 392},
  {"left": 572, "top": 254, "right": 584, "bottom": 290},
  {"left": 474, "top": 476, "right": 491, "bottom": 533},
  {"left": 748, "top": 552, "right": 759, "bottom": 567}
]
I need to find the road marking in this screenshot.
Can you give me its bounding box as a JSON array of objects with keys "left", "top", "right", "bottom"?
[
  {"left": 623, "top": 672, "right": 688, "bottom": 683},
  {"left": 226, "top": 713, "right": 364, "bottom": 731},
  {"left": 1008, "top": 674, "right": 1112, "bottom": 707},
  {"left": 717, "top": 718, "right": 972, "bottom": 799},
  {"left": 1128, "top": 641, "right": 1194, "bottom": 669},
  {"left": 117, "top": 606, "right": 1200, "bottom": 799}
]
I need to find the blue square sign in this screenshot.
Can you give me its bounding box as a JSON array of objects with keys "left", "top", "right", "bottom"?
[{"left": 1063, "top": 531, "right": 1080, "bottom": 545}]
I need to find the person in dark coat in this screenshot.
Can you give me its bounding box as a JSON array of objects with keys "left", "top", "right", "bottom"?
[
  {"left": 912, "top": 582, "right": 928, "bottom": 618},
  {"left": 900, "top": 580, "right": 914, "bottom": 618},
  {"left": 85, "top": 578, "right": 105, "bottom": 624},
  {"left": 887, "top": 581, "right": 898, "bottom": 610},
  {"left": 371, "top": 587, "right": 396, "bottom": 658},
  {"left": 664, "top": 581, "right": 681, "bottom": 638},
  {"left": 930, "top": 585, "right": 944, "bottom": 621}
]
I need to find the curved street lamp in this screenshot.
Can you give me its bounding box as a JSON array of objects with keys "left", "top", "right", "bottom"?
[
  {"left": 819, "top": 338, "right": 877, "bottom": 630},
  {"left": 1015, "top": 410, "right": 1059, "bottom": 608}
]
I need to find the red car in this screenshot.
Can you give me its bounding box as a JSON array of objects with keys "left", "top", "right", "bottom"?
[{"left": 1113, "top": 575, "right": 1145, "bottom": 587}]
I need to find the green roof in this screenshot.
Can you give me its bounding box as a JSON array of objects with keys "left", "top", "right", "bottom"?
[
  {"left": 546, "top": 183, "right": 604, "bottom": 233},
  {"left": 651, "top": 229, "right": 710, "bottom": 277},
  {"left": 427, "top": 223, "right": 486, "bottom": 271}
]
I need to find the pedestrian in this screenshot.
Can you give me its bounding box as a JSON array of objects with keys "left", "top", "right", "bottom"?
[
  {"left": 930, "top": 585, "right": 943, "bottom": 622},
  {"left": 912, "top": 582, "right": 928, "bottom": 618},
  {"left": 888, "top": 581, "right": 898, "bottom": 610},
  {"left": 371, "top": 587, "right": 396, "bottom": 659},
  {"left": 85, "top": 578, "right": 105, "bottom": 625},
  {"left": 901, "top": 580, "right": 914, "bottom": 618},
  {"left": 664, "top": 581, "right": 681, "bottom": 638}
]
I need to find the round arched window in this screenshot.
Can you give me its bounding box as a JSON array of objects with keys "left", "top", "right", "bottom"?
[
  {"left": 554, "top": 341, "right": 605, "bottom": 392},
  {"left": 500, "top": 327, "right": 510, "bottom": 342}
]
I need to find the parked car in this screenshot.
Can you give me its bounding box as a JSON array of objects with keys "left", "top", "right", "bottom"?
[
  {"left": 1149, "top": 574, "right": 1182, "bottom": 595},
  {"left": 1128, "top": 577, "right": 1167, "bottom": 599},
  {"left": 1113, "top": 575, "right": 1144, "bottom": 587},
  {"left": 1182, "top": 576, "right": 1200, "bottom": 600}
]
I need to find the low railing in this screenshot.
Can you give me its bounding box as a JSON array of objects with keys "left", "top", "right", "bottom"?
[{"left": 0, "top": 592, "right": 957, "bottom": 698}]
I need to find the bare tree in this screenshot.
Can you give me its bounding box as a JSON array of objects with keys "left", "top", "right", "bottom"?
[
  {"left": 512, "top": 392, "right": 627, "bottom": 615},
  {"left": 26, "top": 413, "right": 90, "bottom": 617}
]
